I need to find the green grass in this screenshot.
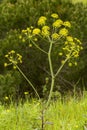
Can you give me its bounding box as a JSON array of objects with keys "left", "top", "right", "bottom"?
[
  {"left": 0, "top": 94, "right": 87, "bottom": 130},
  {"left": 72, "top": 0, "right": 87, "bottom": 4},
  {"left": 63, "top": 0, "right": 87, "bottom": 4}
]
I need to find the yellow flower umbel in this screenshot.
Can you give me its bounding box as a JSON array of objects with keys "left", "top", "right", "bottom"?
[
  {"left": 5, "top": 96, "right": 9, "bottom": 100},
  {"left": 66, "top": 36, "right": 73, "bottom": 42},
  {"left": 24, "top": 92, "right": 29, "bottom": 95},
  {"left": 51, "top": 33, "right": 60, "bottom": 40},
  {"left": 38, "top": 16, "right": 47, "bottom": 26},
  {"left": 4, "top": 50, "right": 22, "bottom": 69},
  {"left": 4, "top": 63, "right": 8, "bottom": 67},
  {"left": 41, "top": 26, "right": 50, "bottom": 37},
  {"left": 59, "top": 28, "right": 68, "bottom": 37},
  {"left": 53, "top": 19, "right": 63, "bottom": 28},
  {"left": 32, "top": 28, "right": 41, "bottom": 35},
  {"left": 51, "top": 13, "right": 59, "bottom": 19},
  {"left": 63, "top": 21, "right": 71, "bottom": 28}
]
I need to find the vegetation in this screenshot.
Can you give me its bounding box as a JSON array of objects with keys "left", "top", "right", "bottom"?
[
  {"left": 0, "top": 94, "right": 87, "bottom": 130},
  {"left": 0, "top": 0, "right": 87, "bottom": 101},
  {"left": 0, "top": 0, "right": 87, "bottom": 129}
]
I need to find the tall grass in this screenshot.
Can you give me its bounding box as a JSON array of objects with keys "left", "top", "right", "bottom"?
[{"left": 0, "top": 93, "right": 87, "bottom": 130}]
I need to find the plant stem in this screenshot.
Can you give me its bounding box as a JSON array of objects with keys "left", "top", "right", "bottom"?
[
  {"left": 55, "top": 57, "right": 69, "bottom": 78},
  {"left": 16, "top": 64, "right": 40, "bottom": 100},
  {"left": 31, "top": 40, "right": 48, "bottom": 55},
  {"left": 46, "top": 40, "right": 55, "bottom": 107}
]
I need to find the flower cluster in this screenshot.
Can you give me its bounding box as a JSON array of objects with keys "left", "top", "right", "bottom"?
[
  {"left": 53, "top": 19, "right": 63, "bottom": 28},
  {"left": 51, "top": 13, "right": 59, "bottom": 19},
  {"left": 4, "top": 50, "right": 22, "bottom": 69},
  {"left": 20, "top": 13, "right": 72, "bottom": 40},
  {"left": 61, "top": 36, "right": 83, "bottom": 66},
  {"left": 19, "top": 13, "right": 83, "bottom": 67},
  {"left": 38, "top": 16, "right": 47, "bottom": 26}
]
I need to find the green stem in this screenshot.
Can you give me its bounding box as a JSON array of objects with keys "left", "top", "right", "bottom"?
[
  {"left": 46, "top": 76, "right": 55, "bottom": 107},
  {"left": 16, "top": 64, "right": 40, "bottom": 100},
  {"left": 46, "top": 40, "right": 55, "bottom": 107},
  {"left": 31, "top": 40, "right": 48, "bottom": 55},
  {"left": 55, "top": 57, "right": 69, "bottom": 78}
]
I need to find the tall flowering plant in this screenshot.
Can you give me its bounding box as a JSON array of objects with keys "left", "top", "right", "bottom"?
[{"left": 4, "top": 13, "right": 83, "bottom": 106}]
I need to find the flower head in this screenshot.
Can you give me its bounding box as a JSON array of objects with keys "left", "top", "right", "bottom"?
[
  {"left": 51, "top": 13, "right": 59, "bottom": 19},
  {"left": 68, "top": 62, "right": 72, "bottom": 67},
  {"left": 66, "top": 36, "right": 73, "bottom": 42},
  {"left": 5, "top": 96, "right": 9, "bottom": 100},
  {"left": 53, "top": 19, "right": 63, "bottom": 28},
  {"left": 32, "top": 28, "right": 41, "bottom": 35},
  {"left": 41, "top": 26, "right": 50, "bottom": 37},
  {"left": 63, "top": 21, "right": 71, "bottom": 28},
  {"left": 38, "top": 16, "right": 47, "bottom": 26},
  {"left": 4, "top": 63, "right": 8, "bottom": 67},
  {"left": 24, "top": 92, "right": 29, "bottom": 95},
  {"left": 51, "top": 33, "right": 60, "bottom": 40},
  {"left": 59, "top": 28, "right": 68, "bottom": 36}
]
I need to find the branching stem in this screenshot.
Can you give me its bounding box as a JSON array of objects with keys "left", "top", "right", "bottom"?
[
  {"left": 46, "top": 40, "right": 55, "bottom": 107},
  {"left": 31, "top": 40, "right": 48, "bottom": 55},
  {"left": 15, "top": 64, "right": 40, "bottom": 100}
]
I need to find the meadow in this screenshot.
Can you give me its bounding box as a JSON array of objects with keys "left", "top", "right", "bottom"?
[{"left": 0, "top": 94, "right": 87, "bottom": 130}]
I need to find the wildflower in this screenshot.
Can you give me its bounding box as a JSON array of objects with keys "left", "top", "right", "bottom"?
[
  {"left": 22, "top": 29, "right": 27, "bottom": 33},
  {"left": 17, "top": 54, "right": 22, "bottom": 63},
  {"left": 52, "top": 19, "right": 63, "bottom": 28},
  {"left": 22, "top": 38, "right": 25, "bottom": 42},
  {"left": 63, "top": 21, "right": 71, "bottom": 28},
  {"left": 74, "top": 38, "right": 81, "bottom": 44},
  {"left": 42, "top": 26, "right": 50, "bottom": 37},
  {"left": 68, "top": 62, "right": 72, "bottom": 67},
  {"left": 70, "top": 42, "right": 75, "bottom": 46},
  {"left": 74, "top": 62, "right": 77, "bottom": 66},
  {"left": 13, "top": 65, "right": 16, "bottom": 69},
  {"left": 30, "top": 26, "right": 33, "bottom": 29},
  {"left": 51, "top": 13, "right": 59, "bottom": 19},
  {"left": 24, "top": 92, "right": 29, "bottom": 95},
  {"left": 80, "top": 46, "right": 83, "bottom": 50},
  {"left": 29, "top": 44, "right": 32, "bottom": 47},
  {"left": 66, "top": 36, "right": 73, "bottom": 42},
  {"left": 59, "top": 52, "right": 63, "bottom": 56},
  {"left": 38, "top": 16, "right": 47, "bottom": 26},
  {"left": 51, "top": 33, "right": 60, "bottom": 40},
  {"left": 74, "top": 53, "right": 79, "bottom": 58},
  {"left": 32, "top": 28, "right": 41, "bottom": 35},
  {"left": 42, "top": 26, "right": 50, "bottom": 30},
  {"left": 5, "top": 96, "right": 9, "bottom": 100},
  {"left": 11, "top": 50, "right": 15, "bottom": 54},
  {"left": 65, "top": 41, "right": 68, "bottom": 45},
  {"left": 19, "top": 35, "right": 22, "bottom": 39},
  {"left": 27, "top": 27, "right": 32, "bottom": 33},
  {"left": 28, "top": 35, "right": 32, "bottom": 39},
  {"left": 59, "top": 28, "right": 68, "bottom": 36},
  {"left": 4, "top": 63, "right": 8, "bottom": 67},
  {"left": 5, "top": 54, "right": 8, "bottom": 58}
]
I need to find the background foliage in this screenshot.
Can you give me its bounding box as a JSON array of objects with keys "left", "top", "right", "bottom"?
[{"left": 0, "top": 0, "right": 87, "bottom": 101}]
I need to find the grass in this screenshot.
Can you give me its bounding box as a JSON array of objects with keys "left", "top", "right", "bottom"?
[
  {"left": 71, "top": 0, "right": 87, "bottom": 4},
  {"left": 0, "top": 93, "right": 87, "bottom": 130},
  {"left": 63, "top": 0, "right": 87, "bottom": 4}
]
